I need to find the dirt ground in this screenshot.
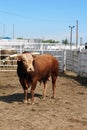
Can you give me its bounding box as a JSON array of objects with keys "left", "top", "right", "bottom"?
[{"left": 0, "top": 70, "right": 87, "bottom": 130}]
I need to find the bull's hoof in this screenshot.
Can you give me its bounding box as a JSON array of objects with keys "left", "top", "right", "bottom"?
[
  {"left": 42, "top": 96, "right": 46, "bottom": 100},
  {"left": 23, "top": 100, "right": 28, "bottom": 104},
  {"left": 28, "top": 101, "right": 35, "bottom": 105}
]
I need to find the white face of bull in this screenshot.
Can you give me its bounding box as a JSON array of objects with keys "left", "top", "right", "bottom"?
[{"left": 17, "top": 53, "right": 34, "bottom": 72}]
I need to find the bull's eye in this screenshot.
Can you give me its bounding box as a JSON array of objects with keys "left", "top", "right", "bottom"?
[{"left": 22, "top": 59, "right": 26, "bottom": 63}]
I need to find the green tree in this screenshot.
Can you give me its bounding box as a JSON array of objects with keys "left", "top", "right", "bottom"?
[
  {"left": 16, "top": 37, "right": 23, "bottom": 40},
  {"left": 62, "top": 38, "right": 69, "bottom": 46},
  {"left": 42, "top": 39, "right": 59, "bottom": 43}
]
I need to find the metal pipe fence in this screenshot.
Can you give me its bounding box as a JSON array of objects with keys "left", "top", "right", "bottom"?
[{"left": 0, "top": 42, "right": 65, "bottom": 72}]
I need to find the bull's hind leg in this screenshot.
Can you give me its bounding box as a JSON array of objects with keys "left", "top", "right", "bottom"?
[
  {"left": 43, "top": 81, "right": 47, "bottom": 99},
  {"left": 51, "top": 76, "right": 57, "bottom": 98}
]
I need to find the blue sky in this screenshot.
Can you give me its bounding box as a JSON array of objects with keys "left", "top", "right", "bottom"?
[{"left": 0, "top": 0, "right": 87, "bottom": 43}]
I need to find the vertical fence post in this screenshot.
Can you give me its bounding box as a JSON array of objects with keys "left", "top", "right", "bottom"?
[{"left": 41, "top": 43, "right": 43, "bottom": 54}]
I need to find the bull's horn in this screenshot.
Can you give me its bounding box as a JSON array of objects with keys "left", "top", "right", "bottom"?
[
  {"left": 9, "top": 54, "right": 21, "bottom": 58},
  {"left": 31, "top": 52, "right": 40, "bottom": 55}
]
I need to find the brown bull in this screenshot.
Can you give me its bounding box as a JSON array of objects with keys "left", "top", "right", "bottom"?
[{"left": 17, "top": 53, "right": 59, "bottom": 104}]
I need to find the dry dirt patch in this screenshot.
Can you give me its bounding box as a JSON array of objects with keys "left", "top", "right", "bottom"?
[{"left": 0, "top": 71, "right": 87, "bottom": 130}]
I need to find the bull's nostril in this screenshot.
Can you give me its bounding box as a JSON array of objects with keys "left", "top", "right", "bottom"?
[
  {"left": 27, "top": 67, "right": 34, "bottom": 72},
  {"left": 29, "top": 68, "right": 32, "bottom": 70}
]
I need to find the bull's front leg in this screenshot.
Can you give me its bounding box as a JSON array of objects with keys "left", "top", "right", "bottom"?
[
  {"left": 23, "top": 88, "right": 28, "bottom": 103},
  {"left": 20, "top": 79, "right": 28, "bottom": 103},
  {"left": 30, "top": 81, "right": 37, "bottom": 104}
]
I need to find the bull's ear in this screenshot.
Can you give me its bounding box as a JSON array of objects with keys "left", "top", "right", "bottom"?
[
  {"left": 32, "top": 54, "right": 37, "bottom": 59},
  {"left": 17, "top": 56, "right": 21, "bottom": 61},
  {"left": 31, "top": 52, "right": 40, "bottom": 59}
]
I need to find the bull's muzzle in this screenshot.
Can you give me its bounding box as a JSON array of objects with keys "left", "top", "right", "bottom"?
[{"left": 27, "top": 65, "right": 34, "bottom": 72}]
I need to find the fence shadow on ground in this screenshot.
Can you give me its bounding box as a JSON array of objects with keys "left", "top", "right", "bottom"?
[
  {"left": 0, "top": 93, "right": 42, "bottom": 103},
  {"left": 61, "top": 71, "right": 87, "bottom": 87}
]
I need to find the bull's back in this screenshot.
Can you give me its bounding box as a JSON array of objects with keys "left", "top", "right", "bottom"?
[{"left": 34, "top": 54, "right": 59, "bottom": 76}]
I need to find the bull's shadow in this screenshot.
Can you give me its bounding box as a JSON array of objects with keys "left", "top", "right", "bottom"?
[{"left": 0, "top": 93, "right": 42, "bottom": 103}]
